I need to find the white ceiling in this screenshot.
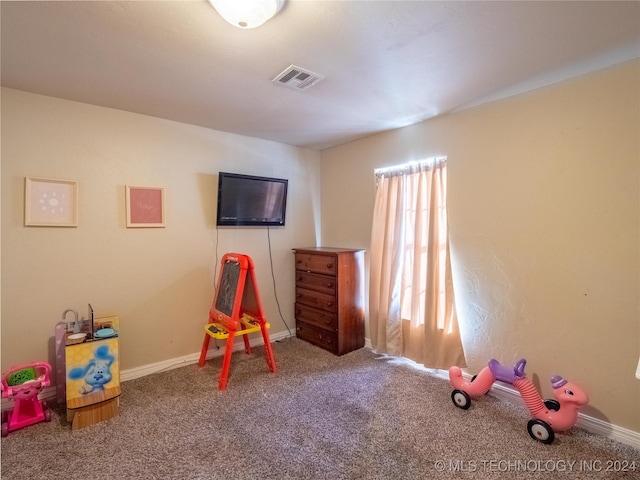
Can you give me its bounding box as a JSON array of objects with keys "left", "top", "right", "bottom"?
[{"left": 2, "top": 1, "right": 639, "bottom": 151}]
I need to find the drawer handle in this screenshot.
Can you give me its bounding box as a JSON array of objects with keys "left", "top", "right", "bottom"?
[
  {"left": 296, "top": 293, "right": 302, "bottom": 298},
  {"left": 326, "top": 302, "right": 333, "bottom": 307},
  {"left": 327, "top": 263, "right": 333, "bottom": 268},
  {"left": 327, "top": 283, "right": 333, "bottom": 288}
]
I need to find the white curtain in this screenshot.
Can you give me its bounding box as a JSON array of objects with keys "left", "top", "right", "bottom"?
[{"left": 369, "top": 159, "right": 466, "bottom": 369}]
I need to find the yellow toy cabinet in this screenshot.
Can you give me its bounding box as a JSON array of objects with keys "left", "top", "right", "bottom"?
[{"left": 64, "top": 314, "right": 120, "bottom": 430}]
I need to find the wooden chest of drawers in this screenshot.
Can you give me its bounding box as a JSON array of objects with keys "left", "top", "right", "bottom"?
[{"left": 293, "top": 247, "right": 365, "bottom": 355}]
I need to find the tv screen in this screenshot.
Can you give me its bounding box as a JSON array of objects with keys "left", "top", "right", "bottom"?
[{"left": 216, "top": 172, "right": 288, "bottom": 226}]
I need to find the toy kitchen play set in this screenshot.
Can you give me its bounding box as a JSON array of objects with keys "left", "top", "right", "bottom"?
[{"left": 54, "top": 304, "right": 121, "bottom": 430}]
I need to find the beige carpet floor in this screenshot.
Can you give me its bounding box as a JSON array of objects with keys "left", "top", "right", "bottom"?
[{"left": 1, "top": 337, "right": 638, "bottom": 479}]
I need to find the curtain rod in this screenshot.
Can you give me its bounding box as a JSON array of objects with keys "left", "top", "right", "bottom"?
[{"left": 374, "top": 156, "right": 446, "bottom": 176}]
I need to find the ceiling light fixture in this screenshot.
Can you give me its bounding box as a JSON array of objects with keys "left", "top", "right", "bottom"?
[{"left": 208, "top": 0, "right": 284, "bottom": 29}]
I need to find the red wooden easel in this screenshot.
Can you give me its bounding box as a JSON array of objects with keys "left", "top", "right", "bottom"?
[{"left": 198, "top": 253, "right": 276, "bottom": 390}]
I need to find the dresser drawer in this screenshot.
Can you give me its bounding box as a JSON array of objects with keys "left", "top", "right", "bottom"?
[
  {"left": 295, "top": 303, "right": 337, "bottom": 331},
  {"left": 296, "top": 321, "right": 338, "bottom": 355},
  {"left": 295, "top": 287, "right": 337, "bottom": 313},
  {"left": 295, "top": 271, "right": 336, "bottom": 295},
  {"left": 295, "top": 253, "right": 337, "bottom": 276}
]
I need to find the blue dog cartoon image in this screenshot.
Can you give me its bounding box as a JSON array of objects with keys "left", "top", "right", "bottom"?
[{"left": 68, "top": 345, "right": 115, "bottom": 394}]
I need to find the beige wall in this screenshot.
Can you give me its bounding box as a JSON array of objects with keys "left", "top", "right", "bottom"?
[
  {"left": 1, "top": 88, "right": 321, "bottom": 371},
  {"left": 2, "top": 60, "right": 638, "bottom": 434},
  {"left": 320, "top": 60, "right": 640, "bottom": 433}
]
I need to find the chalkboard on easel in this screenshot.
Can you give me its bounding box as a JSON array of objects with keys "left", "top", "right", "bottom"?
[
  {"left": 214, "top": 259, "right": 241, "bottom": 317},
  {"left": 199, "top": 252, "right": 276, "bottom": 389}
]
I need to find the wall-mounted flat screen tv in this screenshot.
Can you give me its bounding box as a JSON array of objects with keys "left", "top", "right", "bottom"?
[{"left": 216, "top": 172, "right": 288, "bottom": 226}]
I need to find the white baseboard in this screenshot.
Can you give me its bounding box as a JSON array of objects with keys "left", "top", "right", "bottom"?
[
  {"left": 120, "top": 329, "right": 293, "bottom": 382},
  {"left": 2, "top": 330, "right": 294, "bottom": 412},
  {"left": 5, "top": 334, "right": 639, "bottom": 450}
]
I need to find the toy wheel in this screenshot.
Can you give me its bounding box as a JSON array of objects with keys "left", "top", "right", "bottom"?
[
  {"left": 1, "top": 423, "right": 8, "bottom": 437},
  {"left": 544, "top": 399, "right": 560, "bottom": 411},
  {"left": 44, "top": 409, "right": 52, "bottom": 422},
  {"left": 451, "top": 389, "right": 471, "bottom": 410},
  {"left": 527, "top": 419, "right": 554, "bottom": 444}
]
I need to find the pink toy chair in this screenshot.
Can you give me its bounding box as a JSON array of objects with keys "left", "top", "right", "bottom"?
[
  {"left": 1, "top": 362, "right": 52, "bottom": 436},
  {"left": 449, "top": 358, "right": 589, "bottom": 444}
]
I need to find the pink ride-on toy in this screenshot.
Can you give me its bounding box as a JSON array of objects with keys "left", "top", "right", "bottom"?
[
  {"left": 449, "top": 358, "right": 589, "bottom": 444},
  {"left": 1, "top": 362, "right": 53, "bottom": 437}
]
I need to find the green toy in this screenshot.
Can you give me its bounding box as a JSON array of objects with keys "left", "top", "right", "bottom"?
[{"left": 6, "top": 367, "right": 36, "bottom": 386}]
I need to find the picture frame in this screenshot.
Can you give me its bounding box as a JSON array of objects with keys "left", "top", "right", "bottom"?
[
  {"left": 126, "top": 186, "right": 165, "bottom": 228},
  {"left": 24, "top": 177, "right": 78, "bottom": 227}
]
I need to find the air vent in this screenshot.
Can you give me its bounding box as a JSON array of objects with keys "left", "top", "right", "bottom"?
[{"left": 272, "top": 65, "right": 324, "bottom": 91}]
